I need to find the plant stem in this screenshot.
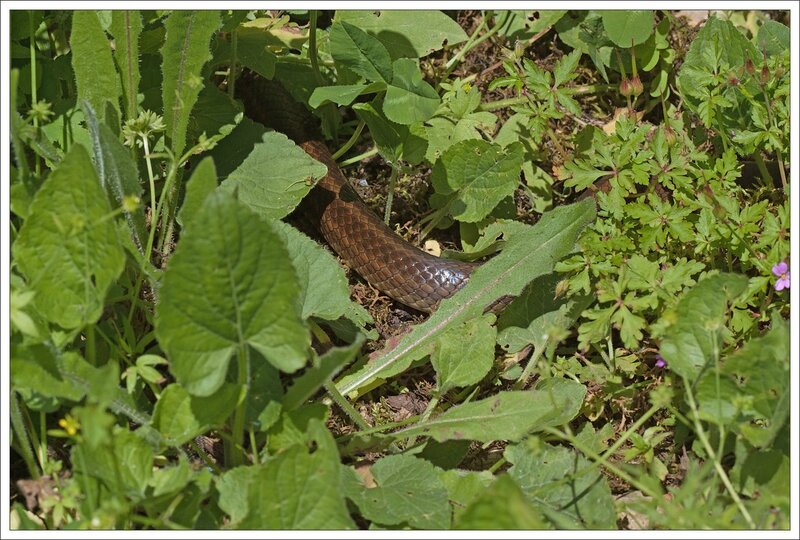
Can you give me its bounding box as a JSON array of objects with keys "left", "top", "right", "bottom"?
[
  {"left": 512, "top": 346, "right": 544, "bottom": 390},
  {"left": 383, "top": 165, "right": 399, "bottom": 225},
  {"left": 228, "top": 343, "right": 251, "bottom": 468},
  {"left": 682, "top": 374, "right": 755, "bottom": 528},
  {"left": 141, "top": 135, "right": 158, "bottom": 231},
  {"left": 339, "top": 146, "right": 377, "bottom": 167},
  {"left": 308, "top": 11, "right": 324, "bottom": 86},
  {"left": 332, "top": 120, "right": 365, "bottom": 161},
  {"left": 228, "top": 28, "right": 238, "bottom": 98},
  {"left": 29, "top": 12, "right": 41, "bottom": 177},
  {"left": 324, "top": 381, "right": 370, "bottom": 431}
]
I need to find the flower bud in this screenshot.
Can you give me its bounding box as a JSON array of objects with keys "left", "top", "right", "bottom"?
[
  {"left": 761, "top": 64, "right": 770, "bottom": 85},
  {"left": 727, "top": 72, "right": 739, "bottom": 86},
  {"left": 619, "top": 78, "right": 633, "bottom": 97},
  {"left": 630, "top": 74, "right": 643, "bottom": 97},
  {"left": 744, "top": 58, "right": 755, "bottom": 76}
]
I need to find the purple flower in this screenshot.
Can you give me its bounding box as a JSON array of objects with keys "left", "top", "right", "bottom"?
[
  {"left": 655, "top": 355, "right": 667, "bottom": 369},
  {"left": 772, "top": 261, "right": 790, "bottom": 291}
]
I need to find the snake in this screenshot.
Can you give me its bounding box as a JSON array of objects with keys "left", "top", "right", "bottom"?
[{"left": 236, "top": 72, "right": 476, "bottom": 312}]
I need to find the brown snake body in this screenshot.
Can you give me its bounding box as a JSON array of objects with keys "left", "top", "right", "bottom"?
[{"left": 237, "top": 74, "right": 476, "bottom": 312}]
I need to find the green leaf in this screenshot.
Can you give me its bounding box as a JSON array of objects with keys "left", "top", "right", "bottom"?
[
  {"left": 396, "top": 381, "right": 586, "bottom": 443},
  {"left": 219, "top": 131, "right": 328, "bottom": 219},
  {"left": 656, "top": 273, "right": 748, "bottom": 382},
  {"left": 553, "top": 50, "right": 582, "bottom": 86},
  {"left": 283, "top": 336, "right": 365, "bottom": 411},
  {"left": 497, "top": 272, "right": 593, "bottom": 355},
  {"left": 152, "top": 383, "right": 240, "bottom": 445},
  {"left": 431, "top": 314, "right": 496, "bottom": 393},
  {"left": 109, "top": 11, "right": 142, "bottom": 121},
  {"left": 217, "top": 419, "right": 355, "bottom": 529},
  {"left": 70, "top": 11, "right": 122, "bottom": 124},
  {"left": 336, "top": 11, "right": 468, "bottom": 59},
  {"left": 271, "top": 221, "right": 372, "bottom": 325},
  {"left": 150, "top": 456, "right": 193, "bottom": 497},
  {"left": 343, "top": 454, "right": 451, "bottom": 529},
  {"left": 717, "top": 316, "right": 790, "bottom": 448},
  {"left": 14, "top": 145, "right": 124, "bottom": 330},
  {"left": 177, "top": 156, "right": 217, "bottom": 229},
  {"left": 83, "top": 100, "right": 147, "bottom": 255},
  {"left": 456, "top": 474, "right": 549, "bottom": 529},
  {"left": 383, "top": 58, "right": 440, "bottom": 125},
  {"left": 353, "top": 100, "right": 427, "bottom": 164},
  {"left": 155, "top": 190, "right": 309, "bottom": 396},
  {"left": 161, "top": 11, "right": 221, "bottom": 157},
  {"left": 74, "top": 426, "right": 153, "bottom": 500},
  {"left": 329, "top": 21, "right": 393, "bottom": 83},
  {"left": 308, "top": 82, "right": 386, "bottom": 108},
  {"left": 431, "top": 139, "right": 524, "bottom": 223},
  {"left": 10, "top": 345, "right": 86, "bottom": 406},
  {"left": 757, "top": 20, "right": 790, "bottom": 58},
  {"left": 336, "top": 199, "right": 595, "bottom": 396},
  {"left": 600, "top": 10, "right": 654, "bottom": 47},
  {"left": 506, "top": 441, "right": 616, "bottom": 528}
]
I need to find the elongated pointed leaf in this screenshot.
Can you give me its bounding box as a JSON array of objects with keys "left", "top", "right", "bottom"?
[
  {"left": 83, "top": 101, "right": 147, "bottom": 254},
  {"left": 109, "top": 10, "right": 142, "bottom": 121},
  {"left": 336, "top": 198, "right": 595, "bottom": 397},
  {"left": 396, "top": 380, "right": 586, "bottom": 443},
  {"left": 156, "top": 190, "right": 309, "bottom": 396},
  {"left": 161, "top": 11, "right": 221, "bottom": 157},
  {"left": 329, "top": 21, "right": 393, "bottom": 83},
  {"left": 71, "top": 11, "right": 121, "bottom": 124}
]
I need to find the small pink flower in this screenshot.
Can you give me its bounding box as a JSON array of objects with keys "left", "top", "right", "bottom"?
[
  {"left": 772, "top": 261, "right": 790, "bottom": 291},
  {"left": 655, "top": 355, "right": 667, "bottom": 368}
]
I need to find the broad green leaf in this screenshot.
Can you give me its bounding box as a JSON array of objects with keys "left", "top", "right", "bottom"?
[
  {"left": 506, "top": 441, "right": 616, "bottom": 528},
  {"left": 456, "top": 474, "right": 549, "bottom": 529},
  {"left": 265, "top": 403, "right": 327, "bottom": 452},
  {"left": 656, "top": 273, "right": 748, "bottom": 382},
  {"left": 676, "top": 17, "right": 760, "bottom": 113},
  {"left": 150, "top": 456, "right": 193, "bottom": 497},
  {"left": 74, "top": 426, "right": 153, "bottom": 501},
  {"left": 308, "top": 82, "right": 386, "bottom": 108},
  {"left": 271, "top": 220, "right": 370, "bottom": 324},
  {"left": 497, "top": 272, "right": 593, "bottom": 355},
  {"left": 177, "top": 156, "right": 217, "bottom": 229},
  {"left": 152, "top": 383, "right": 240, "bottom": 445},
  {"left": 599, "top": 10, "right": 654, "bottom": 47},
  {"left": 431, "top": 314, "right": 496, "bottom": 394},
  {"left": 185, "top": 85, "right": 243, "bottom": 154},
  {"left": 431, "top": 139, "right": 524, "bottom": 223},
  {"left": 109, "top": 10, "right": 142, "bottom": 121},
  {"left": 10, "top": 345, "right": 86, "bottom": 406},
  {"left": 161, "top": 11, "right": 221, "bottom": 157},
  {"left": 217, "top": 419, "right": 355, "bottom": 529},
  {"left": 498, "top": 11, "right": 567, "bottom": 40},
  {"left": 282, "top": 336, "right": 365, "bottom": 411},
  {"left": 336, "top": 199, "right": 595, "bottom": 396},
  {"left": 397, "top": 381, "right": 586, "bottom": 443},
  {"left": 384, "top": 58, "right": 440, "bottom": 125},
  {"left": 439, "top": 469, "right": 494, "bottom": 521},
  {"left": 70, "top": 11, "right": 121, "bottom": 124},
  {"left": 343, "top": 454, "right": 451, "bottom": 529},
  {"left": 245, "top": 354, "right": 283, "bottom": 431},
  {"left": 83, "top": 100, "right": 147, "bottom": 255},
  {"left": 156, "top": 190, "right": 309, "bottom": 396},
  {"left": 14, "top": 145, "right": 124, "bottom": 330},
  {"left": 757, "top": 20, "right": 790, "bottom": 58},
  {"left": 329, "top": 21, "right": 393, "bottom": 83},
  {"left": 336, "top": 11, "right": 468, "bottom": 59},
  {"left": 353, "top": 100, "right": 427, "bottom": 164},
  {"left": 713, "top": 316, "right": 790, "bottom": 448},
  {"left": 219, "top": 131, "right": 328, "bottom": 219},
  {"left": 213, "top": 26, "right": 277, "bottom": 80}
]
